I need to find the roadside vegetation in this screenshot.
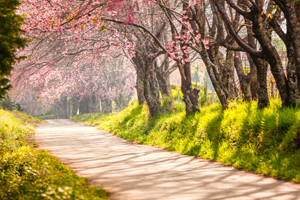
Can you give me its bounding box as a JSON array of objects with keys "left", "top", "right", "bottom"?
[
  {"left": 73, "top": 99, "right": 300, "bottom": 183},
  {"left": 0, "top": 109, "right": 108, "bottom": 200},
  {"left": 38, "top": 114, "right": 55, "bottom": 120}
]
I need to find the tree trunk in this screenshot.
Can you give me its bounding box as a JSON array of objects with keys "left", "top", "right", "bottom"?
[
  {"left": 101, "top": 98, "right": 112, "bottom": 113},
  {"left": 149, "top": 67, "right": 160, "bottom": 100},
  {"left": 155, "top": 61, "right": 173, "bottom": 103},
  {"left": 247, "top": 54, "right": 258, "bottom": 100},
  {"left": 200, "top": 49, "right": 228, "bottom": 108},
  {"left": 282, "top": 3, "right": 300, "bottom": 105},
  {"left": 282, "top": 2, "right": 300, "bottom": 87},
  {"left": 180, "top": 57, "right": 200, "bottom": 114},
  {"left": 286, "top": 46, "right": 300, "bottom": 105},
  {"left": 223, "top": 50, "right": 237, "bottom": 100},
  {"left": 253, "top": 58, "right": 269, "bottom": 108},
  {"left": 70, "top": 96, "right": 79, "bottom": 117},
  {"left": 144, "top": 62, "right": 161, "bottom": 117},
  {"left": 136, "top": 66, "right": 146, "bottom": 105},
  {"left": 251, "top": 6, "right": 290, "bottom": 106},
  {"left": 179, "top": 3, "right": 200, "bottom": 114},
  {"left": 234, "top": 52, "right": 252, "bottom": 101}
]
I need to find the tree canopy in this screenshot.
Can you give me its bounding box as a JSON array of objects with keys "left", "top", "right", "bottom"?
[
  {"left": 5, "top": 0, "right": 300, "bottom": 116},
  {"left": 0, "top": 0, "right": 27, "bottom": 99}
]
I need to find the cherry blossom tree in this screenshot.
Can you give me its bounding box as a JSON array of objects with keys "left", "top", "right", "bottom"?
[{"left": 10, "top": 0, "right": 300, "bottom": 117}]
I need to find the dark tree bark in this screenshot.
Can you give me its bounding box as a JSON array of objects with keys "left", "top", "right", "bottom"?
[
  {"left": 225, "top": 50, "right": 238, "bottom": 99},
  {"left": 185, "top": 0, "right": 236, "bottom": 109},
  {"left": 216, "top": 0, "right": 300, "bottom": 107},
  {"left": 131, "top": 49, "right": 162, "bottom": 116},
  {"left": 247, "top": 54, "right": 258, "bottom": 100},
  {"left": 70, "top": 96, "right": 79, "bottom": 117},
  {"left": 136, "top": 70, "right": 146, "bottom": 105},
  {"left": 79, "top": 97, "right": 89, "bottom": 115},
  {"left": 250, "top": 5, "right": 290, "bottom": 106},
  {"left": 234, "top": 52, "right": 252, "bottom": 101},
  {"left": 180, "top": 3, "right": 200, "bottom": 114},
  {"left": 144, "top": 61, "right": 161, "bottom": 117},
  {"left": 149, "top": 66, "right": 160, "bottom": 100},
  {"left": 214, "top": 0, "right": 272, "bottom": 107},
  {"left": 155, "top": 60, "right": 173, "bottom": 104},
  {"left": 200, "top": 49, "right": 229, "bottom": 108},
  {"left": 273, "top": 0, "right": 300, "bottom": 105},
  {"left": 253, "top": 58, "right": 270, "bottom": 108},
  {"left": 132, "top": 53, "right": 146, "bottom": 105},
  {"left": 100, "top": 98, "right": 112, "bottom": 114}
]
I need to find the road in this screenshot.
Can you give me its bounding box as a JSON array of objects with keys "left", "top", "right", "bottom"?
[{"left": 35, "top": 120, "right": 300, "bottom": 200}]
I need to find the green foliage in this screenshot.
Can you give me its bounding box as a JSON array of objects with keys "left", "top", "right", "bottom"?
[
  {"left": 73, "top": 113, "right": 104, "bottom": 125},
  {"left": 38, "top": 114, "right": 55, "bottom": 120},
  {"left": 0, "top": 0, "right": 28, "bottom": 98},
  {"left": 36, "top": 108, "right": 55, "bottom": 119},
  {"left": 0, "top": 109, "right": 108, "bottom": 200},
  {"left": 0, "top": 95, "right": 23, "bottom": 111},
  {"left": 171, "top": 87, "right": 183, "bottom": 102},
  {"left": 0, "top": 78, "right": 12, "bottom": 100},
  {"left": 74, "top": 99, "right": 300, "bottom": 183},
  {"left": 171, "top": 83, "right": 214, "bottom": 106},
  {"left": 200, "top": 82, "right": 208, "bottom": 106}
]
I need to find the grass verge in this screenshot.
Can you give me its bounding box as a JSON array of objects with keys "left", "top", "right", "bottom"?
[
  {"left": 73, "top": 99, "right": 300, "bottom": 183},
  {"left": 38, "top": 114, "right": 55, "bottom": 120},
  {"left": 0, "top": 109, "right": 108, "bottom": 200}
]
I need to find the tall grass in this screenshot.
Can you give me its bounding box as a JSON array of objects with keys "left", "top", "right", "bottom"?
[
  {"left": 0, "top": 109, "right": 108, "bottom": 200},
  {"left": 73, "top": 99, "right": 300, "bottom": 183}
]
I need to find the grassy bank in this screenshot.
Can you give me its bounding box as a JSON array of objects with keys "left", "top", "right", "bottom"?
[
  {"left": 38, "top": 114, "right": 55, "bottom": 120},
  {"left": 0, "top": 109, "right": 108, "bottom": 200},
  {"left": 73, "top": 99, "right": 300, "bottom": 183}
]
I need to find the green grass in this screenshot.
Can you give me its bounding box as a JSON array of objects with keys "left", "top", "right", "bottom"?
[
  {"left": 38, "top": 114, "right": 55, "bottom": 120},
  {"left": 73, "top": 99, "right": 300, "bottom": 183},
  {"left": 0, "top": 109, "right": 109, "bottom": 200}
]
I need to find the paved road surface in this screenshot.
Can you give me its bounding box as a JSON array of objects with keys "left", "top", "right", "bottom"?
[{"left": 35, "top": 120, "right": 300, "bottom": 200}]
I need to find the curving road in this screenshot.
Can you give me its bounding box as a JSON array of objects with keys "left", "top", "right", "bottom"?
[{"left": 36, "top": 120, "right": 300, "bottom": 200}]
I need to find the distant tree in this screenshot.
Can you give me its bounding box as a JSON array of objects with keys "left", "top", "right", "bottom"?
[{"left": 0, "top": 0, "right": 27, "bottom": 99}]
